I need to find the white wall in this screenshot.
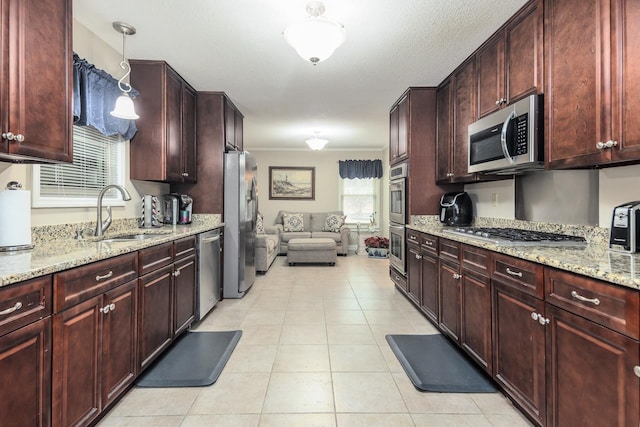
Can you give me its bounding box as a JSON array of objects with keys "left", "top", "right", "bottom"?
[
  {"left": 250, "top": 149, "right": 388, "bottom": 236},
  {"left": 0, "top": 20, "right": 168, "bottom": 227},
  {"left": 464, "top": 180, "right": 515, "bottom": 219},
  {"left": 598, "top": 164, "right": 640, "bottom": 227}
]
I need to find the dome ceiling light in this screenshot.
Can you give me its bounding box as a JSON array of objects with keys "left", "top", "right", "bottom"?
[
  {"left": 283, "top": 1, "right": 346, "bottom": 65},
  {"left": 306, "top": 132, "right": 329, "bottom": 150}
]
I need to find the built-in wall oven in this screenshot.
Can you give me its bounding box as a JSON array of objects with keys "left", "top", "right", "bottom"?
[{"left": 389, "top": 162, "right": 407, "bottom": 275}]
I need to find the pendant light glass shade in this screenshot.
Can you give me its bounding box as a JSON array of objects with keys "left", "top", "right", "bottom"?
[
  {"left": 283, "top": 1, "right": 346, "bottom": 65},
  {"left": 306, "top": 136, "right": 328, "bottom": 150},
  {"left": 110, "top": 92, "right": 139, "bottom": 119}
]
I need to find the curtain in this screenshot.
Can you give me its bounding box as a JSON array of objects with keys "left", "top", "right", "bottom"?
[
  {"left": 73, "top": 53, "right": 139, "bottom": 140},
  {"left": 338, "top": 159, "right": 383, "bottom": 179}
]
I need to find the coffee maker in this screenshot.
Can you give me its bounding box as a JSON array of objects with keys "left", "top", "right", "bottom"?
[
  {"left": 176, "top": 194, "right": 193, "bottom": 224},
  {"left": 162, "top": 194, "right": 193, "bottom": 225}
]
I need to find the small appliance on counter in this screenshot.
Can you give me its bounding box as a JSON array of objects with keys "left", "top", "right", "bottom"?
[
  {"left": 161, "top": 194, "right": 179, "bottom": 225},
  {"left": 140, "top": 195, "right": 162, "bottom": 228},
  {"left": 176, "top": 193, "right": 193, "bottom": 224},
  {"left": 0, "top": 181, "right": 33, "bottom": 251},
  {"left": 439, "top": 192, "right": 473, "bottom": 226},
  {"left": 609, "top": 201, "right": 640, "bottom": 253}
]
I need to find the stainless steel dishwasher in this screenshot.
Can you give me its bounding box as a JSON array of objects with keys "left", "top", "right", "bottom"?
[{"left": 196, "top": 229, "right": 222, "bottom": 321}]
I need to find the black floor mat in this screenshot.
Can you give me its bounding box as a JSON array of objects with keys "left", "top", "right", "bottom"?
[
  {"left": 386, "top": 334, "right": 496, "bottom": 393},
  {"left": 137, "top": 330, "right": 242, "bottom": 387}
]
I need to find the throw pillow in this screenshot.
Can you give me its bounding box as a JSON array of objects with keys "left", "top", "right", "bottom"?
[
  {"left": 256, "top": 212, "right": 265, "bottom": 234},
  {"left": 323, "top": 213, "right": 346, "bottom": 232},
  {"left": 283, "top": 213, "right": 304, "bottom": 232}
]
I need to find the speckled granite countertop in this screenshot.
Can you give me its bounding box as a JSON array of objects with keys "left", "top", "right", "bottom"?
[
  {"left": 408, "top": 216, "right": 640, "bottom": 291},
  {"left": 0, "top": 214, "right": 222, "bottom": 288}
]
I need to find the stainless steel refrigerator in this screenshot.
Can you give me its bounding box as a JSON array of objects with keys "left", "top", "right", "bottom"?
[{"left": 223, "top": 151, "right": 257, "bottom": 298}]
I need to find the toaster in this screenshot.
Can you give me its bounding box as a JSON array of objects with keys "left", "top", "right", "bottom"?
[
  {"left": 609, "top": 201, "right": 640, "bottom": 253},
  {"left": 439, "top": 192, "right": 473, "bottom": 226}
]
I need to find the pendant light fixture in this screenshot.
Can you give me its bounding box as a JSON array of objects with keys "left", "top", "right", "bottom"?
[
  {"left": 110, "top": 21, "right": 139, "bottom": 120},
  {"left": 306, "top": 132, "right": 329, "bottom": 150},
  {"left": 283, "top": 1, "right": 346, "bottom": 65}
]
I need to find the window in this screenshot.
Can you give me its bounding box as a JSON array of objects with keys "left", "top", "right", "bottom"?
[
  {"left": 339, "top": 178, "right": 380, "bottom": 227},
  {"left": 33, "top": 125, "right": 125, "bottom": 208}
]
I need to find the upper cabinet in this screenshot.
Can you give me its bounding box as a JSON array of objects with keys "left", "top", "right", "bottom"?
[
  {"left": 129, "top": 60, "right": 197, "bottom": 183},
  {"left": 389, "top": 94, "right": 409, "bottom": 164},
  {"left": 0, "top": 0, "right": 72, "bottom": 164},
  {"left": 476, "top": 0, "right": 543, "bottom": 118},
  {"left": 546, "top": 0, "right": 640, "bottom": 168},
  {"left": 224, "top": 97, "right": 244, "bottom": 152}
]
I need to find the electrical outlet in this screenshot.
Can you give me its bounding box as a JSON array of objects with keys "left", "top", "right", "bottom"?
[{"left": 491, "top": 193, "right": 498, "bottom": 207}]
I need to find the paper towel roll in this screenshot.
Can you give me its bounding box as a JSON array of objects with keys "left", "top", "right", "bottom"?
[{"left": 0, "top": 188, "right": 32, "bottom": 248}]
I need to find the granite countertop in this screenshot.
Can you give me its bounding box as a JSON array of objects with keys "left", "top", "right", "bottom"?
[
  {"left": 408, "top": 218, "right": 640, "bottom": 291},
  {"left": 0, "top": 215, "right": 222, "bottom": 288}
]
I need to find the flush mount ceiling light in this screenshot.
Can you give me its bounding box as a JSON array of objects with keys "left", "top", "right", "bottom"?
[
  {"left": 110, "top": 21, "right": 139, "bottom": 120},
  {"left": 283, "top": 1, "right": 346, "bottom": 65},
  {"left": 306, "top": 133, "right": 329, "bottom": 150}
]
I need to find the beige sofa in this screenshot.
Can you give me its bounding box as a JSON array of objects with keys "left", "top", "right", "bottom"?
[
  {"left": 256, "top": 225, "right": 280, "bottom": 273},
  {"left": 273, "top": 210, "right": 350, "bottom": 256}
]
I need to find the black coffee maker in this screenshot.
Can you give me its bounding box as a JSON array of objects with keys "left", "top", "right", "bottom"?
[
  {"left": 176, "top": 194, "right": 193, "bottom": 224},
  {"left": 439, "top": 192, "right": 473, "bottom": 226}
]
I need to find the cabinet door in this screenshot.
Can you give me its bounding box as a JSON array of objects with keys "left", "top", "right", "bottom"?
[
  {"left": 460, "top": 269, "right": 492, "bottom": 374},
  {"left": 452, "top": 59, "right": 476, "bottom": 182},
  {"left": 389, "top": 104, "right": 399, "bottom": 163},
  {"left": 165, "top": 68, "right": 184, "bottom": 182},
  {"left": 492, "top": 280, "right": 546, "bottom": 426},
  {"left": 420, "top": 251, "right": 438, "bottom": 324},
  {"left": 174, "top": 254, "right": 196, "bottom": 336},
  {"left": 181, "top": 84, "right": 197, "bottom": 183},
  {"left": 406, "top": 242, "right": 421, "bottom": 306},
  {"left": 224, "top": 98, "right": 236, "bottom": 150},
  {"left": 3, "top": 0, "right": 72, "bottom": 163},
  {"left": 436, "top": 81, "right": 453, "bottom": 182},
  {"left": 396, "top": 94, "right": 409, "bottom": 162},
  {"left": 439, "top": 260, "right": 461, "bottom": 343},
  {"left": 102, "top": 280, "right": 137, "bottom": 409},
  {"left": 234, "top": 111, "right": 244, "bottom": 152},
  {"left": 138, "top": 265, "right": 173, "bottom": 371},
  {"left": 546, "top": 304, "right": 639, "bottom": 427},
  {"left": 53, "top": 296, "right": 102, "bottom": 427},
  {"left": 505, "top": 0, "right": 543, "bottom": 103},
  {"left": 545, "top": 0, "right": 610, "bottom": 168},
  {"left": 476, "top": 35, "right": 505, "bottom": 118},
  {"left": 0, "top": 317, "right": 51, "bottom": 427}
]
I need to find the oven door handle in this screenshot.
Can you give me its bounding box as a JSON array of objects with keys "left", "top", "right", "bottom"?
[{"left": 500, "top": 110, "right": 517, "bottom": 165}]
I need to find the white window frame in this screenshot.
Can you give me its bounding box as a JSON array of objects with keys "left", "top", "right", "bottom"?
[
  {"left": 339, "top": 177, "right": 381, "bottom": 231},
  {"left": 32, "top": 125, "right": 126, "bottom": 208}
]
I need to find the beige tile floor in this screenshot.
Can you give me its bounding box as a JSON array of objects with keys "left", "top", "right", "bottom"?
[{"left": 98, "top": 252, "right": 534, "bottom": 427}]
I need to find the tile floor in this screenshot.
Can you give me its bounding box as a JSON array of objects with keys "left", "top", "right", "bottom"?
[{"left": 98, "top": 252, "right": 534, "bottom": 427}]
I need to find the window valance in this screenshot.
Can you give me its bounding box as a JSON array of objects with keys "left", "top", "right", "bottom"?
[
  {"left": 338, "top": 159, "right": 383, "bottom": 179},
  {"left": 73, "top": 53, "right": 139, "bottom": 140}
]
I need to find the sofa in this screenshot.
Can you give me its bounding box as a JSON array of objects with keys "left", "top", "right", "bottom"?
[
  {"left": 273, "top": 210, "right": 350, "bottom": 256},
  {"left": 256, "top": 225, "right": 281, "bottom": 273}
]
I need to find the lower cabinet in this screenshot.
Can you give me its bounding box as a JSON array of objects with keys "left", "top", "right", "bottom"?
[
  {"left": 438, "top": 259, "right": 461, "bottom": 343},
  {"left": 174, "top": 253, "right": 196, "bottom": 336},
  {"left": 460, "top": 268, "right": 492, "bottom": 373},
  {"left": 420, "top": 248, "right": 438, "bottom": 324},
  {"left": 406, "top": 238, "right": 422, "bottom": 306}
]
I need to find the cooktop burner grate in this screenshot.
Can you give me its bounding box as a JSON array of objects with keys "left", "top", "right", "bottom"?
[{"left": 444, "top": 227, "right": 587, "bottom": 247}]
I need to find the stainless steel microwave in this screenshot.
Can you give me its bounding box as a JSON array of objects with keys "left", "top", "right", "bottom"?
[{"left": 468, "top": 94, "right": 544, "bottom": 174}]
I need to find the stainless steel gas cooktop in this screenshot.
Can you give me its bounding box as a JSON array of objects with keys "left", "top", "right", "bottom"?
[{"left": 443, "top": 227, "right": 587, "bottom": 247}]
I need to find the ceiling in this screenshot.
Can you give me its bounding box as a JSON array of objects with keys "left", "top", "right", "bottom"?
[{"left": 73, "top": 0, "right": 529, "bottom": 151}]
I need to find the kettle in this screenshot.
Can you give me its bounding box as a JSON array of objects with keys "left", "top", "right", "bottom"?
[{"left": 439, "top": 192, "right": 473, "bottom": 226}]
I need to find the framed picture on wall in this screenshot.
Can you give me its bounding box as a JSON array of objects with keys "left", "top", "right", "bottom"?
[{"left": 269, "top": 166, "right": 315, "bottom": 200}]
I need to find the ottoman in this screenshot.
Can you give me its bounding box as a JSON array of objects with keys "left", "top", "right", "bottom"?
[{"left": 287, "top": 238, "right": 337, "bottom": 266}]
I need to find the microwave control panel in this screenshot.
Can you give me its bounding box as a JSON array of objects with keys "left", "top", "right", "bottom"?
[{"left": 514, "top": 113, "right": 528, "bottom": 155}]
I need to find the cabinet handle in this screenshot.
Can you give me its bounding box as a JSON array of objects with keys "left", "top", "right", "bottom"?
[
  {"left": 415, "top": 254, "right": 422, "bottom": 260},
  {"left": 99, "top": 305, "right": 110, "bottom": 314},
  {"left": 2, "top": 132, "right": 24, "bottom": 142},
  {"left": 634, "top": 366, "right": 640, "bottom": 378},
  {"left": 410, "top": 235, "right": 417, "bottom": 241},
  {"left": 395, "top": 275, "right": 401, "bottom": 281},
  {"left": 604, "top": 140, "right": 618, "bottom": 148},
  {"left": 182, "top": 172, "right": 189, "bottom": 177},
  {"left": 495, "top": 97, "right": 506, "bottom": 105},
  {"left": 0, "top": 302, "right": 23, "bottom": 315},
  {"left": 505, "top": 267, "right": 523, "bottom": 278},
  {"left": 173, "top": 270, "right": 181, "bottom": 277},
  {"left": 531, "top": 312, "right": 539, "bottom": 321},
  {"left": 446, "top": 173, "right": 454, "bottom": 177},
  {"left": 531, "top": 312, "right": 549, "bottom": 325},
  {"left": 596, "top": 141, "right": 605, "bottom": 150},
  {"left": 95, "top": 271, "right": 114, "bottom": 281},
  {"left": 109, "top": 303, "right": 116, "bottom": 311},
  {"left": 452, "top": 273, "right": 461, "bottom": 279},
  {"left": 570, "top": 290, "right": 600, "bottom": 306},
  {"left": 424, "top": 241, "right": 433, "bottom": 246}
]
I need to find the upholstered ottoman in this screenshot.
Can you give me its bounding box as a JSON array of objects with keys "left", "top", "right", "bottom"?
[{"left": 287, "top": 238, "right": 337, "bottom": 266}]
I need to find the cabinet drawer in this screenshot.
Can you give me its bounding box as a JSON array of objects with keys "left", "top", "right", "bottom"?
[
  {"left": 138, "top": 242, "right": 174, "bottom": 276},
  {"left": 174, "top": 235, "right": 196, "bottom": 261},
  {"left": 390, "top": 267, "right": 407, "bottom": 292},
  {"left": 461, "top": 244, "right": 491, "bottom": 275},
  {"left": 545, "top": 268, "right": 640, "bottom": 339},
  {"left": 0, "top": 275, "right": 52, "bottom": 337},
  {"left": 439, "top": 238, "right": 460, "bottom": 263},
  {"left": 54, "top": 253, "right": 138, "bottom": 313},
  {"left": 492, "top": 253, "right": 543, "bottom": 298},
  {"left": 407, "top": 229, "right": 421, "bottom": 246},
  {"left": 421, "top": 234, "right": 438, "bottom": 255}
]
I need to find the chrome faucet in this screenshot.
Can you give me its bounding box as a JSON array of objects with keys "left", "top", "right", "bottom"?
[{"left": 95, "top": 184, "right": 132, "bottom": 237}]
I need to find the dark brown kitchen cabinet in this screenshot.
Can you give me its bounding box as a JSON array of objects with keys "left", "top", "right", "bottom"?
[
  {"left": 476, "top": 0, "right": 543, "bottom": 118},
  {"left": 436, "top": 81, "right": 453, "bottom": 182},
  {"left": 389, "top": 104, "right": 400, "bottom": 164},
  {"left": 420, "top": 234, "right": 439, "bottom": 324},
  {"left": 225, "top": 97, "right": 244, "bottom": 151},
  {"left": 389, "top": 94, "right": 409, "bottom": 164},
  {"left": 406, "top": 230, "right": 422, "bottom": 306},
  {"left": 0, "top": 0, "right": 73, "bottom": 164},
  {"left": 545, "top": 0, "right": 640, "bottom": 168},
  {"left": 389, "top": 266, "right": 407, "bottom": 293},
  {"left": 129, "top": 60, "right": 197, "bottom": 182},
  {"left": 439, "top": 259, "right": 461, "bottom": 343},
  {"left": 173, "top": 236, "right": 197, "bottom": 336},
  {"left": 0, "top": 275, "right": 53, "bottom": 427}
]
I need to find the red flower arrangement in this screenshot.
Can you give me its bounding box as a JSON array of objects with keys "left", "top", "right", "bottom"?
[{"left": 364, "top": 236, "right": 389, "bottom": 249}]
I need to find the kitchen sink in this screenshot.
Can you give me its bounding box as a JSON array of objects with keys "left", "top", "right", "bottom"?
[{"left": 99, "top": 233, "right": 168, "bottom": 243}]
